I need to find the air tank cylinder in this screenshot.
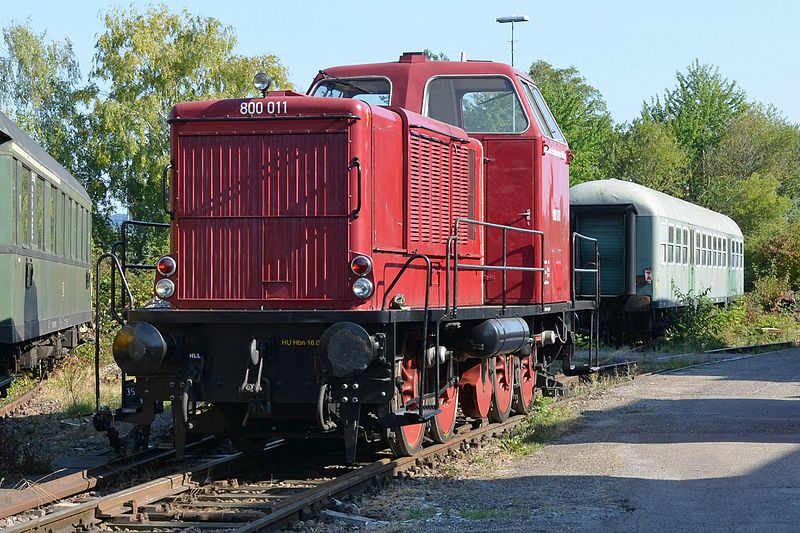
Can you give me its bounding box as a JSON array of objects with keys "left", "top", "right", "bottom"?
[{"left": 464, "top": 317, "right": 532, "bottom": 358}]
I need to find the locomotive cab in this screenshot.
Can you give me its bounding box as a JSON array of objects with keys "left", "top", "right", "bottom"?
[{"left": 106, "top": 53, "right": 599, "bottom": 462}]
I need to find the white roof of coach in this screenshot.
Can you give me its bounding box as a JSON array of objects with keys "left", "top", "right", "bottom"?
[{"left": 570, "top": 179, "right": 743, "bottom": 237}]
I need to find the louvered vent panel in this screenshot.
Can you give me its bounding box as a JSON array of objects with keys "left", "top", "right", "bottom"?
[
  {"left": 409, "top": 132, "right": 477, "bottom": 245},
  {"left": 451, "top": 144, "right": 471, "bottom": 243},
  {"left": 176, "top": 133, "right": 349, "bottom": 302},
  {"left": 408, "top": 133, "right": 448, "bottom": 244}
]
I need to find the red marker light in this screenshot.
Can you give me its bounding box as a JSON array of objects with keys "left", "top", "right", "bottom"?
[
  {"left": 350, "top": 255, "right": 372, "bottom": 277},
  {"left": 157, "top": 256, "right": 177, "bottom": 277}
]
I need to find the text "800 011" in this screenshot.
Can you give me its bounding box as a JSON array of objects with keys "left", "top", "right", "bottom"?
[{"left": 240, "top": 100, "right": 287, "bottom": 115}]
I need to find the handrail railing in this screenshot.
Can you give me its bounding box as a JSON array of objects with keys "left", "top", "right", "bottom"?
[
  {"left": 97, "top": 219, "right": 171, "bottom": 420},
  {"left": 381, "top": 254, "right": 432, "bottom": 420},
  {"left": 571, "top": 232, "right": 600, "bottom": 308},
  {"left": 570, "top": 232, "right": 601, "bottom": 371},
  {"left": 94, "top": 252, "right": 134, "bottom": 412},
  {"left": 448, "top": 217, "right": 545, "bottom": 317}
]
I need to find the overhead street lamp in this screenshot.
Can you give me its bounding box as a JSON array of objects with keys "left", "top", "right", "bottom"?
[{"left": 496, "top": 15, "right": 529, "bottom": 67}]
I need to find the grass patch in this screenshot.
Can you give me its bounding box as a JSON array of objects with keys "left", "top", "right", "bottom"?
[
  {"left": 499, "top": 396, "right": 579, "bottom": 456},
  {"left": 0, "top": 373, "right": 37, "bottom": 408},
  {"left": 43, "top": 354, "right": 121, "bottom": 418},
  {"left": 406, "top": 506, "right": 435, "bottom": 520}
]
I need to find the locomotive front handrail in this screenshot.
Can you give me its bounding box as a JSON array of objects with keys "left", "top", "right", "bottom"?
[
  {"left": 114, "top": 220, "right": 171, "bottom": 311},
  {"left": 380, "top": 253, "right": 432, "bottom": 421},
  {"left": 449, "top": 217, "right": 545, "bottom": 316},
  {"left": 94, "top": 252, "right": 134, "bottom": 412}
]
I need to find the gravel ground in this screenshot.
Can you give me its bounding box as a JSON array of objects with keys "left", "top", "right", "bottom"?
[
  {"left": 320, "top": 349, "right": 800, "bottom": 532},
  {"left": 0, "top": 364, "right": 172, "bottom": 489}
]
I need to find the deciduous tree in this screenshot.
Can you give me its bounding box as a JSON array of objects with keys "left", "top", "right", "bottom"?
[
  {"left": 643, "top": 60, "right": 747, "bottom": 199},
  {"left": 607, "top": 119, "right": 689, "bottom": 197},
  {"left": 529, "top": 60, "right": 613, "bottom": 185},
  {"left": 88, "top": 4, "right": 292, "bottom": 233}
]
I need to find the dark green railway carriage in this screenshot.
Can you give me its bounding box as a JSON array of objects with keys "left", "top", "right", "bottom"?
[{"left": 0, "top": 112, "right": 92, "bottom": 393}]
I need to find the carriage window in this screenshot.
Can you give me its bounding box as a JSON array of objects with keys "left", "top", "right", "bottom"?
[
  {"left": 722, "top": 239, "right": 727, "bottom": 267},
  {"left": 12, "top": 160, "right": 17, "bottom": 244},
  {"left": 667, "top": 225, "right": 675, "bottom": 263},
  {"left": 425, "top": 76, "right": 528, "bottom": 133},
  {"left": 36, "top": 176, "right": 45, "bottom": 249},
  {"left": 60, "top": 193, "right": 66, "bottom": 256},
  {"left": 682, "top": 228, "right": 689, "bottom": 264},
  {"left": 67, "top": 198, "right": 73, "bottom": 259},
  {"left": 49, "top": 185, "right": 56, "bottom": 252},
  {"left": 695, "top": 234, "right": 700, "bottom": 265},
  {"left": 20, "top": 164, "right": 31, "bottom": 247},
  {"left": 311, "top": 77, "right": 390, "bottom": 106}
]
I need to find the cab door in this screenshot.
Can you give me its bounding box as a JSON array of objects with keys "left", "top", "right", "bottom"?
[{"left": 521, "top": 80, "right": 571, "bottom": 304}]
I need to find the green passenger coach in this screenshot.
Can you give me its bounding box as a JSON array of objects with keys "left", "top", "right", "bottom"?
[
  {"left": 570, "top": 179, "right": 744, "bottom": 337},
  {"left": 0, "top": 111, "right": 92, "bottom": 395}
]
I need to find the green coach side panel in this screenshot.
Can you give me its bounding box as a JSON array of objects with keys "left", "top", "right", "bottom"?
[{"left": 0, "top": 111, "right": 92, "bottom": 345}]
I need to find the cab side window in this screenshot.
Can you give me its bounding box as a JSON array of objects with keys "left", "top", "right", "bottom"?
[{"left": 425, "top": 76, "right": 528, "bottom": 133}]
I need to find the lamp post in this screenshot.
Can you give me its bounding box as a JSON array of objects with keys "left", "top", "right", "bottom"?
[{"left": 496, "top": 15, "right": 529, "bottom": 67}]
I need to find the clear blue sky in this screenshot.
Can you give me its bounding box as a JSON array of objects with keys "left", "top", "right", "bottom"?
[{"left": 3, "top": 1, "right": 800, "bottom": 125}]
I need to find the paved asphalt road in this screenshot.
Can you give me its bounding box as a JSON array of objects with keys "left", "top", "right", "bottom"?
[{"left": 415, "top": 349, "right": 800, "bottom": 532}]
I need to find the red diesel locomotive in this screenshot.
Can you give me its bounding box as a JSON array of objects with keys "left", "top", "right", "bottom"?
[{"left": 105, "top": 52, "right": 599, "bottom": 461}]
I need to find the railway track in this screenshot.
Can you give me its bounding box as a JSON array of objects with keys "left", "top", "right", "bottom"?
[
  {"left": 0, "top": 379, "right": 47, "bottom": 418},
  {"left": 3, "top": 415, "right": 527, "bottom": 532},
  {"left": 4, "top": 342, "right": 795, "bottom": 531}
]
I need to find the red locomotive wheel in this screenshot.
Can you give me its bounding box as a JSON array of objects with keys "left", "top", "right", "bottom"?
[
  {"left": 388, "top": 356, "right": 425, "bottom": 456},
  {"left": 427, "top": 380, "right": 459, "bottom": 444},
  {"left": 512, "top": 355, "right": 536, "bottom": 415},
  {"left": 459, "top": 360, "right": 492, "bottom": 419},
  {"left": 489, "top": 355, "right": 514, "bottom": 422}
]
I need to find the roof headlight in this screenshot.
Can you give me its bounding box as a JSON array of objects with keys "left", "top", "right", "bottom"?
[
  {"left": 253, "top": 72, "right": 272, "bottom": 96},
  {"left": 155, "top": 278, "right": 175, "bottom": 299},
  {"left": 352, "top": 278, "right": 374, "bottom": 299}
]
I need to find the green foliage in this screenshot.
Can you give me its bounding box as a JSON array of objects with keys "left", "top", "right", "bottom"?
[
  {"left": 423, "top": 49, "right": 449, "bottom": 61},
  {"left": 0, "top": 24, "right": 81, "bottom": 167},
  {"left": 89, "top": 4, "right": 292, "bottom": 240},
  {"left": 529, "top": 60, "right": 614, "bottom": 184},
  {"left": 759, "top": 222, "right": 800, "bottom": 288},
  {"left": 607, "top": 119, "right": 690, "bottom": 197},
  {"left": 663, "top": 283, "right": 800, "bottom": 351},
  {"left": 643, "top": 60, "right": 748, "bottom": 199},
  {"left": 0, "top": 23, "right": 115, "bottom": 243}
]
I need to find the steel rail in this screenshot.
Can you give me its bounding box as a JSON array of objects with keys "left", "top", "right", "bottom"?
[
  {"left": 234, "top": 415, "right": 528, "bottom": 532},
  {"left": 3, "top": 440, "right": 286, "bottom": 533},
  {"left": 0, "top": 436, "right": 219, "bottom": 522},
  {"left": 0, "top": 379, "right": 46, "bottom": 418}
]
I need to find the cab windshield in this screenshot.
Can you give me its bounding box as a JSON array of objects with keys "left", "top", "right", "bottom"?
[{"left": 310, "top": 77, "right": 391, "bottom": 106}]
